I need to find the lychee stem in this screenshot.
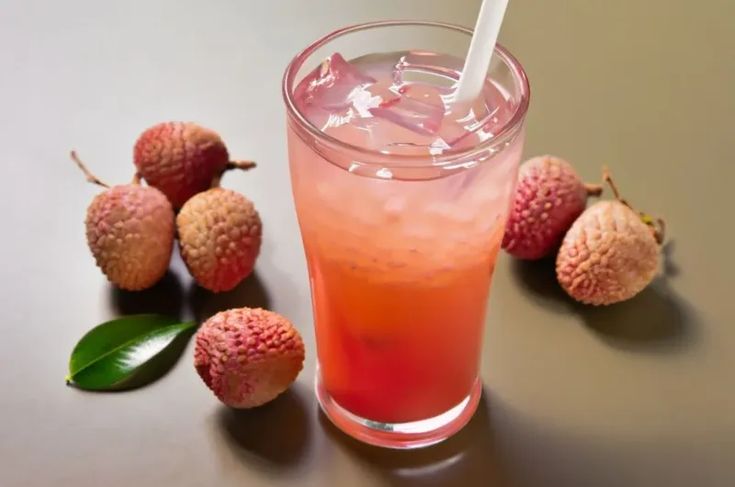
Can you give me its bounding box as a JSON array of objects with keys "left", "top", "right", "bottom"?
[
  {"left": 603, "top": 166, "right": 666, "bottom": 245},
  {"left": 585, "top": 183, "right": 603, "bottom": 196},
  {"left": 227, "top": 160, "right": 257, "bottom": 171},
  {"left": 70, "top": 150, "right": 110, "bottom": 188},
  {"left": 653, "top": 218, "right": 666, "bottom": 245},
  {"left": 602, "top": 166, "right": 629, "bottom": 207},
  {"left": 210, "top": 160, "right": 257, "bottom": 188},
  {"left": 131, "top": 172, "right": 141, "bottom": 185}
]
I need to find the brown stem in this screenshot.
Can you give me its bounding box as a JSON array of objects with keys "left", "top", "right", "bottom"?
[
  {"left": 70, "top": 150, "right": 110, "bottom": 188},
  {"left": 227, "top": 160, "right": 257, "bottom": 171},
  {"left": 585, "top": 183, "right": 603, "bottom": 196},
  {"left": 210, "top": 160, "right": 257, "bottom": 188},
  {"left": 653, "top": 218, "right": 666, "bottom": 245},
  {"left": 131, "top": 172, "right": 142, "bottom": 185},
  {"left": 602, "top": 166, "right": 630, "bottom": 207},
  {"left": 604, "top": 167, "right": 666, "bottom": 245}
]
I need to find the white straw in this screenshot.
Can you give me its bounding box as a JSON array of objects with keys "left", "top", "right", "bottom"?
[{"left": 454, "top": 0, "right": 510, "bottom": 106}]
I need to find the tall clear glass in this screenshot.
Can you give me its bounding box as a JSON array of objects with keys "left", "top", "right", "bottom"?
[{"left": 283, "top": 21, "right": 530, "bottom": 449}]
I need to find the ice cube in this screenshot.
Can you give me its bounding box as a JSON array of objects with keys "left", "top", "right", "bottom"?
[
  {"left": 299, "top": 53, "right": 376, "bottom": 108},
  {"left": 325, "top": 115, "right": 438, "bottom": 154},
  {"left": 294, "top": 53, "right": 377, "bottom": 129},
  {"left": 368, "top": 83, "right": 445, "bottom": 136}
]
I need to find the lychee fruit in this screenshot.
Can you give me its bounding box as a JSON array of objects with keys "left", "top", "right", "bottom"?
[
  {"left": 177, "top": 188, "right": 262, "bottom": 293},
  {"left": 73, "top": 151, "right": 174, "bottom": 291},
  {"left": 133, "top": 122, "right": 255, "bottom": 208},
  {"left": 556, "top": 172, "right": 665, "bottom": 305},
  {"left": 194, "top": 308, "right": 305, "bottom": 408},
  {"left": 502, "top": 155, "right": 602, "bottom": 260}
]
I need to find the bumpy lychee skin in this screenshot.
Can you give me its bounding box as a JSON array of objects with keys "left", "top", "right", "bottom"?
[
  {"left": 86, "top": 185, "right": 174, "bottom": 290},
  {"left": 134, "top": 122, "right": 230, "bottom": 208},
  {"left": 177, "top": 188, "right": 262, "bottom": 292},
  {"left": 556, "top": 201, "right": 660, "bottom": 305},
  {"left": 194, "top": 308, "right": 305, "bottom": 408},
  {"left": 503, "top": 155, "right": 601, "bottom": 260}
]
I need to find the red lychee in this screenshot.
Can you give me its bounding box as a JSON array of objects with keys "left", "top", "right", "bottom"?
[
  {"left": 133, "top": 122, "right": 255, "bottom": 208},
  {"left": 502, "top": 155, "right": 602, "bottom": 260},
  {"left": 194, "top": 308, "right": 305, "bottom": 408}
]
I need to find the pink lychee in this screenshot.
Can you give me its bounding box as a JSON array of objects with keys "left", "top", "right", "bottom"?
[
  {"left": 194, "top": 308, "right": 305, "bottom": 408},
  {"left": 556, "top": 171, "right": 665, "bottom": 306},
  {"left": 176, "top": 188, "right": 262, "bottom": 293},
  {"left": 73, "top": 151, "right": 174, "bottom": 291},
  {"left": 502, "top": 155, "right": 602, "bottom": 260}
]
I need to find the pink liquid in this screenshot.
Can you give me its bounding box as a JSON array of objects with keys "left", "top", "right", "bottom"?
[{"left": 288, "top": 51, "right": 523, "bottom": 423}]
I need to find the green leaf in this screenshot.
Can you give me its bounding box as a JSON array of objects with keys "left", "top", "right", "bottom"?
[{"left": 67, "top": 314, "right": 196, "bottom": 391}]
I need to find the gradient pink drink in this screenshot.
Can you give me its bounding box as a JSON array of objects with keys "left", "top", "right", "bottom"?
[{"left": 284, "top": 21, "right": 529, "bottom": 448}]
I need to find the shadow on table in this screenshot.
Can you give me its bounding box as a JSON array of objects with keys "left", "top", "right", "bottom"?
[
  {"left": 509, "top": 247, "right": 698, "bottom": 353},
  {"left": 189, "top": 270, "right": 272, "bottom": 323},
  {"left": 319, "top": 385, "right": 724, "bottom": 487},
  {"left": 216, "top": 385, "right": 311, "bottom": 468},
  {"left": 109, "top": 270, "right": 186, "bottom": 319},
  {"left": 320, "top": 390, "right": 512, "bottom": 487}
]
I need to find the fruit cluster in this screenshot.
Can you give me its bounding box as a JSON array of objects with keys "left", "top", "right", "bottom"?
[
  {"left": 74, "top": 123, "right": 304, "bottom": 408},
  {"left": 74, "top": 122, "right": 261, "bottom": 293},
  {"left": 502, "top": 155, "right": 665, "bottom": 305}
]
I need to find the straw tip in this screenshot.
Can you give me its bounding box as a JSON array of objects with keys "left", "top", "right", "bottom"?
[{"left": 453, "top": 0, "right": 510, "bottom": 106}]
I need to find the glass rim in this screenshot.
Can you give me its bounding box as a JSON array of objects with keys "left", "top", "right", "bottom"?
[{"left": 282, "top": 19, "right": 530, "bottom": 167}]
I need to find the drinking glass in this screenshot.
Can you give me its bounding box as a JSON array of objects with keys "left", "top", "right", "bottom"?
[{"left": 283, "top": 20, "right": 530, "bottom": 448}]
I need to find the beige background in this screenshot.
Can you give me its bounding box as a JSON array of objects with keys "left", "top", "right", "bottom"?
[{"left": 1, "top": 0, "right": 733, "bottom": 486}]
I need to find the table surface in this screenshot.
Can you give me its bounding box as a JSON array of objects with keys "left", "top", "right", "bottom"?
[{"left": 2, "top": 1, "right": 733, "bottom": 486}]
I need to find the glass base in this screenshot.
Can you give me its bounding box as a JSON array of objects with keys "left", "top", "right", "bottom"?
[{"left": 316, "top": 371, "right": 482, "bottom": 449}]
